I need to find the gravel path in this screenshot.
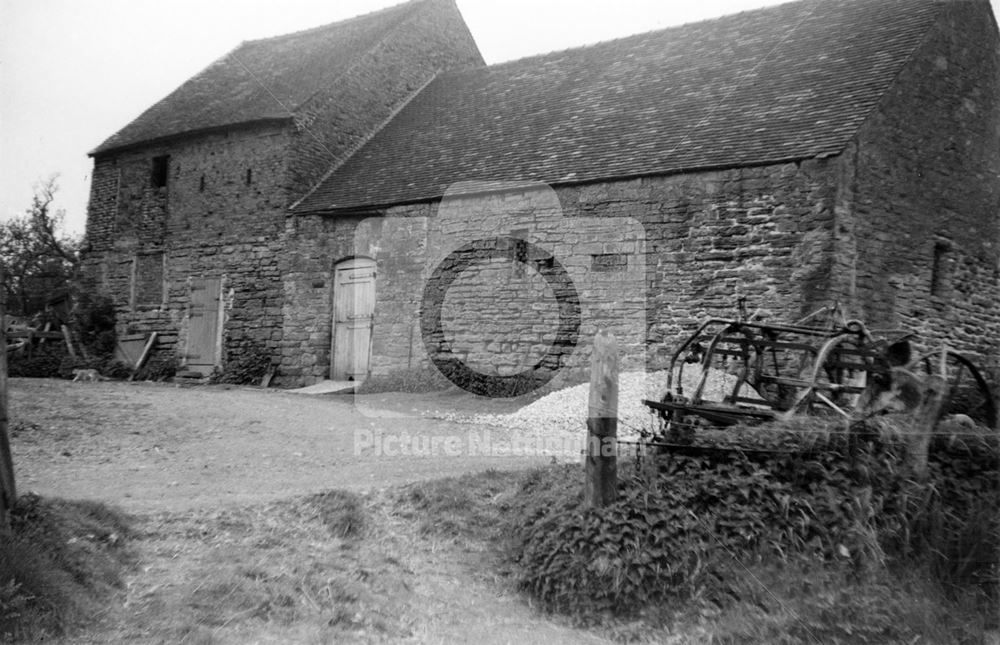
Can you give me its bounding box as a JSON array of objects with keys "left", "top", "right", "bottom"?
[
  {"left": 439, "top": 368, "right": 763, "bottom": 452},
  {"left": 10, "top": 370, "right": 763, "bottom": 511},
  {"left": 10, "top": 378, "right": 553, "bottom": 513}
]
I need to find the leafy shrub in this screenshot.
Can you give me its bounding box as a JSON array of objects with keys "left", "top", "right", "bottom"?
[
  {"left": 211, "top": 340, "right": 272, "bottom": 385},
  {"left": 69, "top": 293, "right": 117, "bottom": 358},
  {"left": 7, "top": 345, "right": 66, "bottom": 378},
  {"left": 509, "top": 460, "right": 820, "bottom": 617},
  {"left": 134, "top": 353, "right": 177, "bottom": 381},
  {"left": 505, "top": 428, "right": 998, "bottom": 623},
  {"left": 102, "top": 359, "right": 133, "bottom": 380}
]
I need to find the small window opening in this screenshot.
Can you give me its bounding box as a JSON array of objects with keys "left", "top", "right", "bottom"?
[
  {"left": 199, "top": 175, "right": 206, "bottom": 192},
  {"left": 510, "top": 228, "right": 529, "bottom": 278},
  {"left": 930, "top": 241, "right": 949, "bottom": 296},
  {"left": 151, "top": 155, "right": 169, "bottom": 189},
  {"left": 592, "top": 252, "right": 628, "bottom": 272},
  {"left": 534, "top": 256, "right": 554, "bottom": 272},
  {"left": 245, "top": 168, "right": 253, "bottom": 186}
]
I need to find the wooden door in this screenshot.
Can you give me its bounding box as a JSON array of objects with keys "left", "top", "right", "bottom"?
[
  {"left": 187, "top": 278, "right": 222, "bottom": 375},
  {"left": 331, "top": 258, "right": 376, "bottom": 381}
]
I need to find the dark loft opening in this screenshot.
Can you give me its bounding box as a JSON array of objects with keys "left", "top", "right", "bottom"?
[
  {"left": 151, "top": 155, "right": 170, "bottom": 189},
  {"left": 199, "top": 175, "right": 206, "bottom": 192},
  {"left": 930, "top": 241, "right": 949, "bottom": 296},
  {"left": 246, "top": 168, "right": 253, "bottom": 185}
]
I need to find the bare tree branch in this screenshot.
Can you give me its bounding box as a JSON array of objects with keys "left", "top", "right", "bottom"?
[{"left": 0, "top": 176, "right": 81, "bottom": 316}]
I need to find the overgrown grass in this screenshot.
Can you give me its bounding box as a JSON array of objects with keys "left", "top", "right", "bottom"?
[
  {"left": 122, "top": 491, "right": 412, "bottom": 644},
  {"left": 398, "top": 426, "right": 998, "bottom": 644},
  {"left": 394, "top": 468, "right": 522, "bottom": 538},
  {"left": 702, "top": 559, "right": 992, "bottom": 645},
  {"left": 0, "top": 493, "right": 134, "bottom": 641},
  {"left": 306, "top": 489, "right": 367, "bottom": 538}
]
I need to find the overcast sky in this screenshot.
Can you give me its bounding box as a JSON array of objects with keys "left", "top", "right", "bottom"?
[{"left": 2, "top": 0, "right": 997, "bottom": 235}]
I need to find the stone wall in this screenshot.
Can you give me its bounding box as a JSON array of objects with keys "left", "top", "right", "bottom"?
[
  {"left": 81, "top": 124, "right": 291, "bottom": 365},
  {"left": 842, "top": 0, "right": 1000, "bottom": 376},
  {"left": 282, "top": 159, "right": 838, "bottom": 387},
  {"left": 81, "top": 0, "right": 482, "bottom": 375}
]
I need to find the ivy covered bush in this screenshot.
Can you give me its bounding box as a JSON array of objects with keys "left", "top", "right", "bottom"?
[
  {"left": 505, "top": 427, "right": 998, "bottom": 623},
  {"left": 210, "top": 340, "right": 273, "bottom": 385}
]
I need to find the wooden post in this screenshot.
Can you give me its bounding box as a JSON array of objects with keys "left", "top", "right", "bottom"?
[
  {"left": 907, "top": 348, "right": 950, "bottom": 480},
  {"left": 0, "top": 270, "right": 15, "bottom": 534},
  {"left": 585, "top": 330, "right": 618, "bottom": 507}
]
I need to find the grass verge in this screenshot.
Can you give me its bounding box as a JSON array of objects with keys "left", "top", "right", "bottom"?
[
  {"left": 396, "top": 444, "right": 998, "bottom": 644},
  {"left": 114, "top": 491, "right": 413, "bottom": 644},
  {"left": 0, "top": 493, "right": 134, "bottom": 642}
]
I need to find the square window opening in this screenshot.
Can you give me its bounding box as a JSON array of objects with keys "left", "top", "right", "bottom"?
[{"left": 151, "top": 155, "right": 170, "bottom": 189}]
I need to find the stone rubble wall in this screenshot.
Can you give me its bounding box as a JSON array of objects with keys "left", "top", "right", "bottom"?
[
  {"left": 282, "top": 159, "right": 838, "bottom": 387},
  {"left": 843, "top": 0, "right": 1000, "bottom": 380},
  {"left": 80, "top": 124, "right": 291, "bottom": 365}
]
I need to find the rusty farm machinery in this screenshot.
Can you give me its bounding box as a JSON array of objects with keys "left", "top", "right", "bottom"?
[{"left": 642, "top": 304, "right": 997, "bottom": 441}]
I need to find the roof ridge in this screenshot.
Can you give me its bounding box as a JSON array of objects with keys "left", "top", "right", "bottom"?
[
  {"left": 290, "top": 73, "right": 442, "bottom": 212},
  {"left": 457, "top": 0, "right": 814, "bottom": 74},
  {"left": 240, "top": 0, "right": 429, "bottom": 46},
  {"left": 289, "top": 0, "right": 453, "bottom": 114}
]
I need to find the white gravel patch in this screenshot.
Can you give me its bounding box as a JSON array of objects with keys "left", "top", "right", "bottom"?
[{"left": 441, "top": 368, "right": 763, "bottom": 455}]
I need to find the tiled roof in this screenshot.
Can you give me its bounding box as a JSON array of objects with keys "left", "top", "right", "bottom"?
[
  {"left": 91, "top": 0, "right": 435, "bottom": 155},
  {"left": 296, "top": 0, "right": 943, "bottom": 213}
]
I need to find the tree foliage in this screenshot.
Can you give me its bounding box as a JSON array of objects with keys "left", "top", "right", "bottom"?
[{"left": 0, "top": 177, "right": 80, "bottom": 318}]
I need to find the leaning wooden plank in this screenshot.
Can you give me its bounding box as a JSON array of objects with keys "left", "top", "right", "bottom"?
[
  {"left": 70, "top": 327, "right": 92, "bottom": 360},
  {"left": 61, "top": 325, "right": 77, "bottom": 359},
  {"left": 37, "top": 322, "right": 52, "bottom": 346},
  {"left": 129, "top": 332, "right": 158, "bottom": 381}
]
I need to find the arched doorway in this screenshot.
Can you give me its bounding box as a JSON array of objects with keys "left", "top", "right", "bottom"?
[{"left": 330, "top": 257, "right": 376, "bottom": 381}]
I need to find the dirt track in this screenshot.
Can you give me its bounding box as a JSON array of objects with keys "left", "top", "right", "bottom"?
[
  {"left": 10, "top": 378, "right": 619, "bottom": 645},
  {"left": 10, "top": 378, "right": 554, "bottom": 512}
]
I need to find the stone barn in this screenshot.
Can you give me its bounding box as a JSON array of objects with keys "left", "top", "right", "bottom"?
[
  {"left": 80, "top": 0, "right": 482, "bottom": 375},
  {"left": 83, "top": 0, "right": 1000, "bottom": 391}
]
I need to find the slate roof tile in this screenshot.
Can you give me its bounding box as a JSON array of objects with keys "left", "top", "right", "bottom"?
[
  {"left": 296, "top": 0, "right": 943, "bottom": 213},
  {"left": 91, "top": 0, "right": 433, "bottom": 155}
]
